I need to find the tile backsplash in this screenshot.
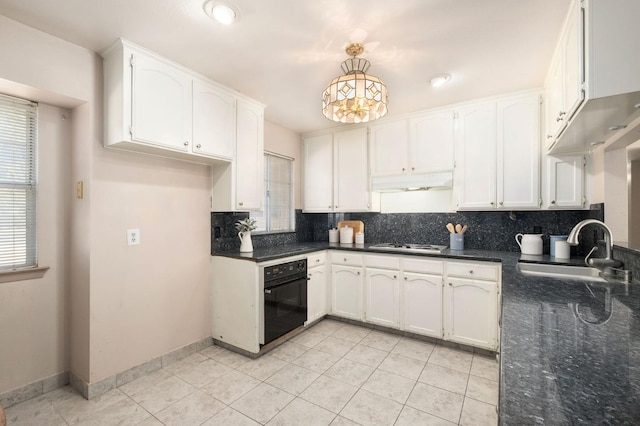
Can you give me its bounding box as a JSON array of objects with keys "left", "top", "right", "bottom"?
[{"left": 212, "top": 205, "right": 606, "bottom": 256}]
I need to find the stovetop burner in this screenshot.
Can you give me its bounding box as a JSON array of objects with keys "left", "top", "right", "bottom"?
[{"left": 368, "top": 243, "right": 448, "bottom": 253}]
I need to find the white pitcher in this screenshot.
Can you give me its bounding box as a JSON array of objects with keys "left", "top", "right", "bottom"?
[
  {"left": 515, "top": 233, "right": 543, "bottom": 255},
  {"left": 239, "top": 231, "right": 253, "bottom": 252}
]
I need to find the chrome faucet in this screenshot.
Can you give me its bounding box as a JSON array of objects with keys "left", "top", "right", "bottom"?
[{"left": 567, "top": 219, "right": 622, "bottom": 271}]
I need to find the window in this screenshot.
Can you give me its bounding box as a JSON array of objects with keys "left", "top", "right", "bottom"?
[
  {"left": 251, "top": 153, "right": 294, "bottom": 232},
  {"left": 0, "top": 94, "right": 38, "bottom": 270}
]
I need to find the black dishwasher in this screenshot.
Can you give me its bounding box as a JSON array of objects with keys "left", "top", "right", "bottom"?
[{"left": 263, "top": 259, "right": 308, "bottom": 345}]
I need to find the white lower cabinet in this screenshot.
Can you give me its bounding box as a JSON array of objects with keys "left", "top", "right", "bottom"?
[
  {"left": 326, "top": 252, "right": 500, "bottom": 352},
  {"left": 401, "top": 272, "right": 443, "bottom": 338},
  {"left": 364, "top": 268, "right": 400, "bottom": 328},
  {"left": 307, "top": 252, "right": 328, "bottom": 325},
  {"left": 331, "top": 265, "right": 364, "bottom": 320},
  {"left": 444, "top": 261, "right": 500, "bottom": 351}
]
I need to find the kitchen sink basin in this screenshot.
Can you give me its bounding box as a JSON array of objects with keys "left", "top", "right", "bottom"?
[{"left": 517, "top": 262, "right": 606, "bottom": 282}]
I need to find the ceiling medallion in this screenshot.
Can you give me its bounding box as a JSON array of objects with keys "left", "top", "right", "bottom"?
[{"left": 322, "top": 43, "right": 388, "bottom": 124}]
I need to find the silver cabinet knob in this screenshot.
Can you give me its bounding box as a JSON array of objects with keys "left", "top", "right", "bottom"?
[
  {"left": 469, "top": 270, "right": 474, "bottom": 274},
  {"left": 490, "top": 202, "right": 494, "bottom": 205},
  {"left": 499, "top": 201, "right": 503, "bottom": 206},
  {"left": 196, "top": 144, "right": 202, "bottom": 149},
  {"left": 316, "top": 259, "right": 320, "bottom": 263},
  {"left": 328, "top": 205, "right": 332, "bottom": 209},
  {"left": 402, "top": 168, "right": 405, "bottom": 171},
  {"left": 183, "top": 141, "right": 189, "bottom": 146},
  {"left": 238, "top": 201, "right": 244, "bottom": 206},
  {"left": 551, "top": 200, "right": 556, "bottom": 204},
  {"left": 357, "top": 271, "right": 361, "bottom": 276},
  {"left": 393, "top": 275, "right": 397, "bottom": 279}
]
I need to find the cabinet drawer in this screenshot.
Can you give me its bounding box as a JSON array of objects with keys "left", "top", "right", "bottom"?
[
  {"left": 364, "top": 254, "right": 400, "bottom": 270},
  {"left": 447, "top": 261, "right": 499, "bottom": 281},
  {"left": 307, "top": 251, "right": 327, "bottom": 267},
  {"left": 402, "top": 257, "right": 444, "bottom": 275},
  {"left": 331, "top": 252, "right": 363, "bottom": 266}
]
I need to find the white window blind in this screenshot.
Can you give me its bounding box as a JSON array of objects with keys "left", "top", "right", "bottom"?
[
  {"left": 0, "top": 94, "right": 38, "bottom": 270},
  {"left": 252, "top": 153, "right": 294, "bottom": 232}
]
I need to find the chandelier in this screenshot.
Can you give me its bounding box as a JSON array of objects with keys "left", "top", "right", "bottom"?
[{"left": 322, "top": 43, "right": 388, "bottom": 124}]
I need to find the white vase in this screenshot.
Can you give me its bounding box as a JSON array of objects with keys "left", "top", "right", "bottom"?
[{"left": 238, "top": 231, "right": 253, "bottom": 252}]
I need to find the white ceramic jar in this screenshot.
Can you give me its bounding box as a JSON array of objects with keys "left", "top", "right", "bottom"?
[{"left": 515, "top": 233, "right": 543, "bottom": 255}]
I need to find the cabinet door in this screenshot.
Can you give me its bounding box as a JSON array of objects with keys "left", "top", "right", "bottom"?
[
  {"left": 410, "top": 110, "right": 455, "bottom": 173},
  {"left": 444, "top": 277, "right": 498, "bottom": 351},
  {"left": 192, "top": 80, "right": 235, "bottom": 160},
  {"left": 331, "top": 265, "right": 363, "bottom": 320},
  {"left": 455, "top": 102, "right": 497, "bottom": 209},
  {"left": 303, "top": 134, "right": 334, "bottom": 212},
  {"left": 545, "top": 52, "right": 566, "bottom": 145},
  {"left": 370, "top": 120, "right": 409, "bottom": 176},
  {"left": 364, "top": 268, "right": 400, "bottom": 328},
  {"left": 334, "top": 128, "right": 370, "bottom": 211},
  {"left": 401, "top": 272, "right": 442, "bottom": 338},
  {"left": 547, "top": 155, "right": 584, "bottom": 208},
  {"left": 131, "top": 52, "right": 192, "bottom": 151},
  {"left": 497, "top": 94, "right": 540, "bottom": 209},
  {"left": 307, "top": 266, "right": 328, "bottom": 324},
  {"left": 235, "top": 99, "right": 264, "bottom": 211},
  {"left": 562, "top": 0, "right": 584, "bottom": 122}
]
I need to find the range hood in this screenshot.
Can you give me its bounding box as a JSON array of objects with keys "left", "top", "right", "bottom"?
[{"left": 371, "top": 171, "right": 453, "bottom": 192}]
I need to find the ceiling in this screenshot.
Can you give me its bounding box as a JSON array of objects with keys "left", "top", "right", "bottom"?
[{"left": 0, "top": 0, "right": 571, "bottom": 134}]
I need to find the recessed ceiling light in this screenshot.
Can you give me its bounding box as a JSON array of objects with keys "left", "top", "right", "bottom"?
[
  {"left": 608, "top": 125, "right": 627, "bottom": 131},
  {"left": 429, "top": 73, "right": 451, "bottom": 88},
  {"left": 204, "top": 1, "right": 238, "bottom": 25}
]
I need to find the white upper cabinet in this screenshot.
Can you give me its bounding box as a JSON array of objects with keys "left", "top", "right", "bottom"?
[
  {"left": 497, "top": 93, "right": 541, "bottom": 209},
  {"left": 369, "top": 110, "right": 455, "bottom": 177},
  {"left": 303, "top": 128, "right": 374, "bottom": 213},
  {"left": 234, "top": 100, "right": 264, "bottom": 211},
  {"left": 544, "top": 0, "right": 584, "bottom": 150},
  {"left": 211, "top": 99, "right": 264, "bottom": 212},
  {"left": 129, "top": 49, "right": 192, "bottom": 152},
  {"left": 370, "top": 120, "right": 409, "bottom": 176},
  {"left": 546, "top": 0, "right": 640, "bottom": 153},
  {"left": 455, "top": 101, "right": 497, "bottom": 210},
  {"left": 457, "top": 92, "right": 541, "bottom": 210},
  {"left": 545, "top": 154, "right": 585, "bottom": 209},
  {"left": 409, "top": 110, "right": 455, "bottom": 173},
  {"left": 303, "top": 134, "right": 334, "bottom": 212},
  {"left": 103, "top": 38, "right": 263, "bottom": 166},
  {"left": 192, "top": 80, "right": 235, "bottom": 160},
  {"left": 334, "top": 128, "right": 370, "bottom": 212}
]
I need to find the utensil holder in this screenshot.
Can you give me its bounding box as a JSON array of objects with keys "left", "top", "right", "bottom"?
[{"left": 450, "top": 233, "right": 464, "bottom": 250}]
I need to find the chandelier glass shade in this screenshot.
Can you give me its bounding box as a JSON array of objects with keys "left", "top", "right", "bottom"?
[{"left": 322, "top": 44, "right": 388, "bottom": 124}]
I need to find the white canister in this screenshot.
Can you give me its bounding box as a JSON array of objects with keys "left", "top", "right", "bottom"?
[
  {"left": 515, "top": 233, "right": 543, "bottom": 255},
  {"left": 340, "top": 226, "right": 354, "bottom": 244},
  {"left": 355, "top": 232, "right": 365, "bottom": 244},
  {"left": 329, "top": 229, "right": 339, "bottom": 243},
  {"left": 555, "top": 241, "right": 571, "bottom": 259}
]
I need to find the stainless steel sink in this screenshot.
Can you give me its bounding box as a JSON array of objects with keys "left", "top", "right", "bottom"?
[{"left": 517, "top": 262, "right": 606, "bottom": 282}]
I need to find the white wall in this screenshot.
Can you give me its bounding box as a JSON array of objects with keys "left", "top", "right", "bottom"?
[
  {"left": 264, "top": 121, "right": 302, "bottom": 209},
  {"left": 604, "top": 147, "right": 628, "bottom": 243},
  {"left": 0, "top": 15, "right": 213, "bottom": 391},
  {"left": 0, "top": 104, "right": 71, "bottom": 394}
]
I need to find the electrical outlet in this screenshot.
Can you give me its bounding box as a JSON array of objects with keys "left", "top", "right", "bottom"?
[{"left": 127, "top": 228, "right": 140, "bottom": 246}]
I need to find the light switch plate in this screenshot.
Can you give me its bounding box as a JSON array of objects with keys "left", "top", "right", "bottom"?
[{"left": 127, "top": 228, "right": 140, "bottom": 246}]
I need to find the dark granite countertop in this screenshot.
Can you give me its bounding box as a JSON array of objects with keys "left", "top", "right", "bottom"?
[
  {"left": 211, "top": 242, "right": 503, "bottom": 263},
  {"left": 212, "top": 243, "right": 640, "bottom": 423}
]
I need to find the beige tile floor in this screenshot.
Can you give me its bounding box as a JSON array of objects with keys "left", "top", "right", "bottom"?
[{"left": 5, "top": 319, "right": 499, "bottom": 425}]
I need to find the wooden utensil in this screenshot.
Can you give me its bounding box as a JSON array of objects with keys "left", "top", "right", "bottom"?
[
  {"left": 455, "top": 224, "right": 463, "bottom": 234},
  {"left": 446, "top": 223, "right": 455, "bottom": 234},
  {"left": 461, "top": 225, "right": 468, "bottom": 234}
]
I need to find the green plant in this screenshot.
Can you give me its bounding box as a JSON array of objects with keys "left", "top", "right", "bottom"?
[{"left": 235, "top": 218, "right": 257, "bottom": 232}]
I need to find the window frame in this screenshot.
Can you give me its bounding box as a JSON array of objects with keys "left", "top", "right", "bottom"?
[
  {"left": 0, "top": 93, "right": 42, "bottom": 278},
  {"left": 251, "top": 152, "right": 295, "bottom": 234}
]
